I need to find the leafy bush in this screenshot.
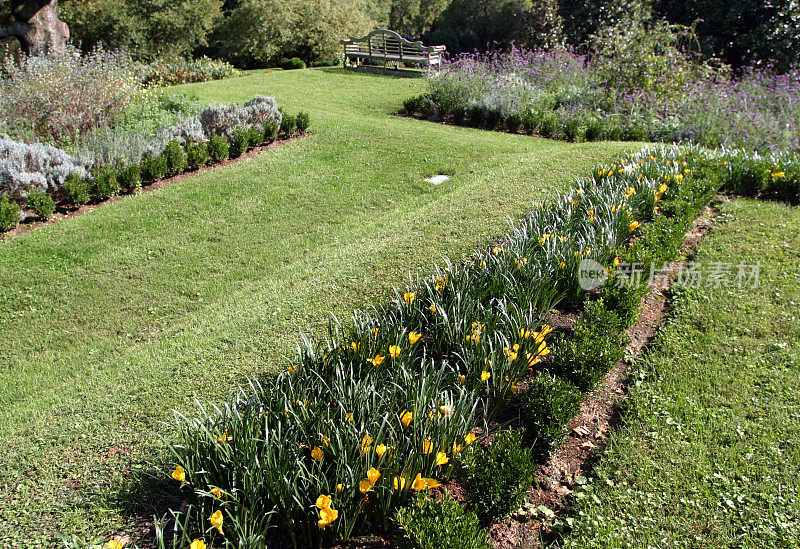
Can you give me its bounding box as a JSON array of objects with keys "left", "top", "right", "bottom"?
[
  {"left": 229, "top": 129, "right": 250, "bottom": 157},
  {"left": 280, "top": 57, "right": 307, "bottom": 70},
  {"left": 141, "top": 56, "right": 241, "bottom": 86},
  {"left": 458, "top": 430, "right": 536, "bottom": 522},
  {"left": 0, "top": 46, "right": 140, "bottom": 146},
  {"left": 395, "top": 493, "right": 490, "bottom": 549},
  {"left": 264, "top": 122, "right": 280, "bottom": 142},
  {"left": 119, "top": 165, "right": 142, "bottom": 192},
  {"left": 280, "top": 114, "right": 298, "bottom": 136},
  {"left": 246, "top": 126, "right": 264, "bottom": 147},
  {"left": 198, "top": 95, "right": 282, "bottom": 139},
  {"left": 547, "top": 299, "right": 627, "bottom": 391},
  {"left": 26, "top": 188, "right": 56, "bottom": 220},
  {"left": 506, "top": 113, "right": 522, "bottom": 133},
  {"left": 296, "top": 111, "right": 311, "bottom": 134},
  {"left": 186, "top": 142, "right": 210, "bottom": 171},
  {"left": 517, "top": 373, "right": 584, "bottom": 456},
  {"left": 403, "top": 96, "right": 425, "bottom": 115},
  {"left": 208, "top": 135, "right": 230, "bottom": 163},
  {"left": 0, "top": 137, "right": 90, "bottom": 201},
  {"left": 141, "top": 152, "right": 168, "bottom": 183},
  {"left": 92, "top": 165, "right": 120, "bottom": 201},
  {"left": 0, "top": 195, "right": 22, "bottom": 231},
  {"left": 61, "top": 174, "right": 91, "bottom": 206},
  {"left": 162, "top": 140, "right": 188, "bottom": 177}
]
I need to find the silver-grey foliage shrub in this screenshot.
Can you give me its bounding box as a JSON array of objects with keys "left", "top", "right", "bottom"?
[
  {"left": 0, "top": 137, "right": 90, "bottom": 199},
  {"left": 199, "top": 95, "right": 282, "bottom": 138}
]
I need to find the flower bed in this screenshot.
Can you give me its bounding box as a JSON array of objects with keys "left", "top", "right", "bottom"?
[
  {"left": 402, "top": 47, "right": 800, "bottom": 153},
  {"left": 153, "top": 144, "right": 738, "bottom": 548},
  {"left": 0, "top": 99, "right": 311, "bottom": 234}
]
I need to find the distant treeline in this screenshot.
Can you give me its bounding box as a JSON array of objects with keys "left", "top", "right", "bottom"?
[{"left": 22, "top": 0, "right": 800, "bottom": 71}]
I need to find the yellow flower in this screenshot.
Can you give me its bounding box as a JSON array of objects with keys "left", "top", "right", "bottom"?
[
  {"left": 375, "top": 444, "right": 388, "bottom": 458},
  {"left": 425, "top": 477, "right": 441, "bottom": 489},
  {"left": 772, "top": 171, "right": 785, "bottom": 178},
  {"left": 527, "top": 352, "right": 541, "bottom": 367},
  {"left": 336, "top": 483, "right": 344, "bottom": 493},
  {"left": 400, "top": 409, "right": 413, "bottom": 427},
  {"left": 389, "top": 345, "right": 401, "bottom": 358},
  {"left": 429, "top": 305, "right": 437, "bottom": 313},
  {"left": 411, "top": 473, "right": 427, "bottom": 491},
  {"left": 510, "top": 381, "right": 519, "bottom": 394},
  {"left": 453, "top": 441, "right": 464, "bottom": 454},
  {"left": 317, "top": 506, "right": 339, "bottom": 529},
  {"left": 409, "top": 331, "right": 422, "bottom": 345},
  {"left": 287, "top": 365, "right": 295, "bottom": 374},
  {"left": 465, "top": 433, "right": 477, "bottom": 445},
  {"left": 311, "top": 446, "right": 324, "bottom": 462},
  {"left": 629, "top": 220, "right": 641, "bottom": 231},
  {"left": 394, "top": 476, "right": 407, "bottom": 490},
  {"left": 614, "top": 256, "right": 621, "bottom": 267},
  {"left": 209, "top": 510, "right": 223, "bottom": 535},
  {"left": 492, "top": 246, "right": 502, "bottom": 255},
  {"left": 346, "top": 412, "right": 354, "bottom": 423},
  {"left": 439, "top": 405, "right": 452, "bottom": 417},
  {"left": 215, "top": 430, "right": 232, "bottom": 445},
  {"left": 458, "top": 374, "right": 465, "bottom": 384},
  {"left": 316, "top": 494, "right": 333, "bottom": 509},
  {"left": 538, "top": 341, "right": 550, "bottom": 356},
  {"left": 435, "top": 275, "right": 447, "bottom": 293},
  {"left": 210, "top": 487, "right": 223, "bottom": 499},
  {"left": 359, "top": 480, "right": 373, "bottom": 493},
  {"left": 480, "top": 371, "right": 490, "bottom": 382},
  {"left": 321, "top": 435, "right": 330, "bottom": 447},
  {"left": 350, "top": 341, "right": 360, "bottom": 353},
  {"left": 105, "top": 540, "right": 126, "bottom": 549},
  {"left": 403, "top": 292, "right": 415, "bottom": 305},
  {"left": 361, "top": 434, "right": 373, "bottom": 454},
  {"left": 435, "top": 452, "right": 449, "bottom": 465},
  {"left": 171, "top": 465, "right": 186, "bottom": 483},
  {"left": 189, "top": 540, "right": 206, "bottom": 549},
  {"left": 367, "top": 467, "right": 381, "bottom": 485},
  {"left": 369, "top": 354, "right": 385, "bottom": 367},
  {"left": 559, "top": 261, "right": 566, "bottom": 269},
  {"left": 423, "top": 439, "right": 433, "bottom": 454}
]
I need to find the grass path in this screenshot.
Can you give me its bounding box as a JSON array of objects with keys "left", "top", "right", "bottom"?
[
  {"left": 558, "top": 199, "right": 800, "bottom": 548},
  {"left": 0, "top": 68, "right": 631, "bottom": 545}
]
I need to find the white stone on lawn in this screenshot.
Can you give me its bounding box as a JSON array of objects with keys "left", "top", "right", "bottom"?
[{"left": 425, "top": 175, "right": 450, "bottom": 185}]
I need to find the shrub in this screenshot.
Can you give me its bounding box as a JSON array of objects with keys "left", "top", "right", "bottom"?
[
  {"left": 26, "top": 188, "right": 56, "bottom": 220},
  {"left": 119, "top": 164, "right": 142, "bottom": 192},
  {"left": 395, "top": 493, "right": 490, "bottom": 549},
  {"left": 602, "top": 282, "right": 645, "bottom": 328},
  {"left": 280, "top": 113, "right": 298, "bottom": 136},
  {"left": 451, "top": 105, "right": 466, "bottom": 125},
  {"left": 198, "top": 96, "right": 282, "bottom": 139},
  {"left": 506, "top": 113, "right": 522, "bottom": 133},
  {"left": 0, "top": 195, "right": 22, "bottom": 231},
  {"left": 162, "top": 140, "right": 188, "bottom": 177},
  {"left": 403, "top": 96, "right": 425, "bottom": 115},
  {"left": 467, "top": 106, "right": 484, "bottom": 127},
  {"left": 296, "top": 111, "right": 311, "bottom": 134},
  {"left": 186, "top": 141, "right": 209, "bottom": 171},
  {"left": 264, "top": 122, "right": 280, "bottom": 142},
  {"left": 208, "top": 135, "right": 230, "bottom": 163},
  {"left": 458, "top": 430, "right": 536, "bottom": 522},
  {"left": 229, "top": 129, "right": 250, "bottom": 157},
  {"left": 547, "top": 299, "right": 627, "bottom": 391},
  {"left": 92, "top": 165, "right": 120, "bottom": 200},
  {"left": 280, "top": 57, "right": 307, "bottom": 70},
  {"left": 517, "top": 373, "right": 584, "bottom": 456},
  {"left": 61, "top": 174, "right": 92, "bottom": 206},
  {"left": 0, "top": 137, "right": 90, "bottom": 201},
  {"left": 247, "top": 126, "right": 264, "bottom": 147},
  {"left": 141, "top": 152, "right": 168, "bottom": 183},
  {"left": 141, "top": 57, "right": 241, "bottom": 86},
  {"left": 485, "top": 110, "right": 502, "bottom": 130}
]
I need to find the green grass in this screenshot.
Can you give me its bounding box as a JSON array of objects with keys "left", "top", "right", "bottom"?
[
  {"left": 0, "top": 68, "right": 631, "bottom": 545},
  {"left": 559, "top": 199, "right": 800, "bottom": 548}
]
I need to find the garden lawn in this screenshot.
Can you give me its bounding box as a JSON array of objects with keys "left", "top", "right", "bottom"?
[
  {"left": 559, "top": 198, "right": 800, "bottom": 548},
  {"left": 0, "top": 67, "right": 631, "bottom": 546}
]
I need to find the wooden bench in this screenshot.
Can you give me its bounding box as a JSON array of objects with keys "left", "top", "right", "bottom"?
[{"left": 341, "top": 29, "right": 445, "bottom": 69}]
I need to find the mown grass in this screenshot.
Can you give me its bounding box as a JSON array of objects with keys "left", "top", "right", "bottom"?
[
  {"left": 558, "top": 198, "right": 800, "bottom": 548},
  {"left": 0, "top": 68, "right": 632, "bottom": 545}
]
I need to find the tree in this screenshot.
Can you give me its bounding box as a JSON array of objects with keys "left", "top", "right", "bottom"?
[
  {"left": 0, "top": 0, "right": 70, "bottom": 55},
  {"left": 389, "top": 0, "right": 449, "bottom": 36}
]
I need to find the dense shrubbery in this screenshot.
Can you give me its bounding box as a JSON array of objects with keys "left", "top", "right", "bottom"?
[
  {"left": 140, "top": 56, "right": 241, "bottom": 86},
  {"left": 395, "top": 493, "right": 490, "bottom": 549},
  {"left": 407, "top": 45, "right": 800, "bottom": 153},
  {"left": 152, "top": 144, "right": 732, "bottom": 547}
]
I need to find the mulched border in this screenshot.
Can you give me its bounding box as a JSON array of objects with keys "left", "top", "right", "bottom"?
[{"left": 1, "top": 135, "right": 304, "bottom": 242}]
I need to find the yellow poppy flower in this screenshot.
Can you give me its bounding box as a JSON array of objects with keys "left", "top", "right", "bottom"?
[
  {"left": 189, "top": 540, "right": 206, "bottom": 549},
  {"left": 215, "top": 430, "right": 232, "bottom": 445},
  {"left": 439, "top": 405, "right": 452, "bottom": 417},
  {"left": 210, "top": 487, "right": 223, "bottom": 499},
  {"left": 429, "top": 305, "right": 437, "bottom": 313},
  {"left": 453, "top": 442, "right": 464, "bottom": 454},
  {"left": 389, "top": 345, "right": 401, "bottom": 358},
  {"left": 481, "top": 371, "right": 491, "bottom": 382},
  {"left": 465, "top": 433, "right": 477, "bottom": 445},
  {"left": 311, "top": 446, "right": 324, "bottom": 462},
  {"left": 209, "top": 510, "right": 223, "bottom": 535},
  {"left": 369, "top": 354, "right": 385, "bottom": 367},
  {"left": 316, "top": 494, "right": 333, "bottom": 509},
  {"left": 629, "top": 220, "right": 641, "bottom": 231},
  {"left": 492, "top": 246, "right": 502, "bottom": 255},
  {"left": 409, "top": 331, "right": 422, "bottom": 345},
  {"left": 367, "top": 467, "right": 381, "bottom": 485},
  {"left": 359, "top": 480, "right": 373, "bottom": 493},
  {"left": 317, "top": 506, "right": 339, "bottom": 529},
  {"left": 423, "top": 439, "right": 433, "bottom": 454},
  {"left": 171, "top": 465, "right": 186, "bottom": 483},
  {"left": 321, "top": 435, "right": 330, "bottom": 447},
  {"left": 346, "top": 412, "right": 354, "bottom": 423},
  {"left": 458, "top": 374, "right": 465, "bottom": 384},
  {"left": 394, "top": 476, "right": 407, "bottom": 490},
  {"left": 105, "top": 540, "right": 126, "bottom": 549},
  {"left": 376, "top": 444, "right": 388, "bottom": 457},
  {"left": 403, "top": 292, "right": 415, "bottom": 305},
  {"left": 400, "top": 409, "right": 413, "bottom": 427},
  {"left": 336, "top": 483, "right": 344, "bottom": 493},
  {"left": 425, "top": 478, "right": 442, "bottom": 489},
  {"left": 350, "top": 341, "right": 359, "bottom": 353},
  {"left": 435, "top": 452, "right": 449, "bottom": 465},
  {"left": 559, "top": 261, "right": 566, "bottom": 269}
]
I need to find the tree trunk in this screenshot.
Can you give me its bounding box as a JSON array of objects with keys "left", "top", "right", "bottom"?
[{"left": 0, "top": 0, "right": 70, "bottom": 56}]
